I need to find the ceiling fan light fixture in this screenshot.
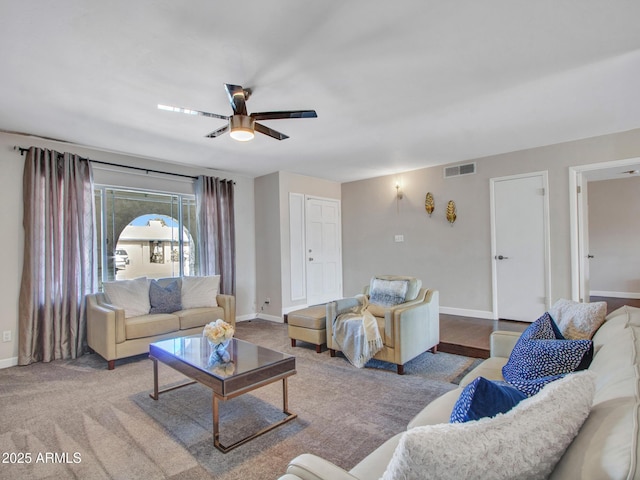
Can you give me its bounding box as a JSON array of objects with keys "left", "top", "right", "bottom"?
[{"left": 229, "top": 115, "right": 255, "bottom": 141}]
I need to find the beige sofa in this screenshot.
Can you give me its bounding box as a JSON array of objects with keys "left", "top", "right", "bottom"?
[
  {"left": 282, "top": 305, "right": 640, "bottom": 479},
  {"left": 87, "top": 277, "right": 235, "bottom": 369},
  {"left": 326, "top": 276, "right": 440, "bottom": 374}
]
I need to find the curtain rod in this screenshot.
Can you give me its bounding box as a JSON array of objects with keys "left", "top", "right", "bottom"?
[{"left": 14, "top": 146, "right": 206, "bottom": 181}]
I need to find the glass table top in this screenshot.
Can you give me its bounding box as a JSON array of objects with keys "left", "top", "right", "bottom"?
[{"left": 150, "top": 335, "right": 293, "bottom": 379}]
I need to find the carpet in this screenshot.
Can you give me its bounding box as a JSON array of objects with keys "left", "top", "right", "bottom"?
[{"left": 0, "top": 319, "right": 479, "bottom": 480}]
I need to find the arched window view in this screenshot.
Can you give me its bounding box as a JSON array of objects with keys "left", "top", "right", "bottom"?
[
  {"left": 114, "top": 214, "right": 195, "bottom": 280},
  {"left": 95, "top": 187, "right": 198, "bottom": 285}
]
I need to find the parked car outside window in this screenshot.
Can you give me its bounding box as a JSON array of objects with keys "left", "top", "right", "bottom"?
[{"left": 114, "top": 249, "right": 129, "bottom": 270}]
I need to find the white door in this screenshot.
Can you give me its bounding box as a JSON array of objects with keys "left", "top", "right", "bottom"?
[
  {"left": 305, "top": 197, "right": 342, "bottom": 305},
  {"left": 491, "top": 173, "right": 550, "bottom": 322}
]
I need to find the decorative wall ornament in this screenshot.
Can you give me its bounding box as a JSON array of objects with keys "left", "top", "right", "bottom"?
[
  {"left": 446, "top": 200, "right": 457, "bottom": 225},
  {"left": 424, "top": 192, "right": 435, "bottom": 216}
]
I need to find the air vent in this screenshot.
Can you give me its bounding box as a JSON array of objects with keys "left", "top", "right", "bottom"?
[{"left": 444, "top": 162, "right": 476, "bottom": 178}]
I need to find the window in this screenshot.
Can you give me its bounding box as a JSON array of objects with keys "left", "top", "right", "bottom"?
[{"left": 94, "top": 187, "right": 198, "bottom": 287}]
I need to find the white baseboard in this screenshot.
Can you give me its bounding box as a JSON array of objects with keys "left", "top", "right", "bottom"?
[
  {"left": 590, "top": 290, "right": 640, "bottom": 300},
  {"left": 440, "top": 306, "right": 495, "bottom": 320},
  {"left": 254, "top": 313, "right": 284, "bottom": 323},
  {"left": 236, "top": 314, "right": 259, "bottom": 322},
  {"left": 0, "top": 356, "right": 18, "bottom": 369}
]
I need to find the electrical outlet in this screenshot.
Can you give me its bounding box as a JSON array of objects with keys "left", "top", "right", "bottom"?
[
  {"left": 265, "top": 298, "right": 270, "bottom": 304},
  {"left": 2, "top": 330, "right": 11, "bottom": 342}
]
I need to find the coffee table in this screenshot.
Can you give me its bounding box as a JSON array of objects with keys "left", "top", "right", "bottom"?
[{"left": 149, "top": 335, "right": 297, "bottom": 453}]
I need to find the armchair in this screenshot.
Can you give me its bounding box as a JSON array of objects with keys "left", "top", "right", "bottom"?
[{"left": 326, "top": 275, "right": 439, "bottom": 374}]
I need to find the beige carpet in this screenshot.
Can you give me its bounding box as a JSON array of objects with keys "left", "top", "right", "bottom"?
[{"left": 0, "top": 319, "right": 479, "bottom": 480}]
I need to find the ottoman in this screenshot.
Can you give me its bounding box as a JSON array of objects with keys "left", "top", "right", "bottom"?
[{"left": 288, "top": 305, "right": 327, "bottom": 353}]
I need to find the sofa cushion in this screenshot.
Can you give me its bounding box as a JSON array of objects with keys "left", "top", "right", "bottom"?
[
  {"left": 181, "top": 275, "right": 220, "bottom": 309},
  {"left": 125, "top": 313, "right": 179, "bottom": 340},
  {"left": 450, "top": 377, "right": 526, "bottom": 423},
  {"left": 502, "top": 312, "right": 593, "bottom": 395},
  {"left": 176, "top": 307, "right": 227, "bottom": 330},
  {"left": 369, "top": 277, "right": 409, "bottom": 307},
  {"left": 550, "top": 397, "right": 640, "bottom": 480},
  {"left": 549, "top": 298, "right": 607, "bottom": 340},
  {"left": 590, "top": 325, "right": 640, "bottom": 404},
  {"left": 103, "top": 276, "right": 150, "bottom": 318},
  {"left": 149, "top": 279, "right": 182, "bottom": 314},
  {"left": 382, "top": 371, "right": 596, "bottom": 480}
]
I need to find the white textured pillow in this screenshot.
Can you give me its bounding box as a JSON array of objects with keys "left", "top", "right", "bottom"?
[
  {"left": 181, "top": 275, "right": 220, "bottom": 309},
  {"left": 550, "top": 299, "right": 607, "bottom": 340},
  {"left": 382, "top": 370, "right": 596, "bottom": 480},
  {"left": 103, "top": 277, "right": 150, "bottom": 318}
]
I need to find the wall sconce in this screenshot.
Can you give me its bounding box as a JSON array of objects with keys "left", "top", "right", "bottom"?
[
  {"left": 395, "top": 182, "right": 403, "bottom": 214},
  {"left": 446, "top": 200, "right": 457, "bottom": 225},
  {"left": 395, "top": 183, "right": 403, "bottom": 199},
  {"left": 425, "top": 192, "right": 435, "bottom": 216}
]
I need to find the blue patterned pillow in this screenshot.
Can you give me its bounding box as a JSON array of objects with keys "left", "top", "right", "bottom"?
[
  {"left": 506, "top": 374, "right": 568, "bottom": 397},
  {"left": 502, "top": 313, "right": 593, "bottom": 396},
  {"left": 149, "top": 279, "right": 182, "bottom": 314},
  {"left": 369, "top": 278, "right": 409, "bottom": 306},
  {"left": 450, "top": 376, "right": 526, "bottom": 423}
]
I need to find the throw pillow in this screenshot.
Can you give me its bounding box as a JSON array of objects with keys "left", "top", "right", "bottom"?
[
  {"left": 450, "top": 377, "right": 526, "bottom": 423},
  {"left": 549, "top": 298, "right": 607, "bottom": 340},
  {"left": 381, "top": 371, "right": 596, "bottom": 480},
  {"left": 369, "top": 278, "right": 409, "bottom": 307},
  {"left": 181, "top": 275, "right": 220, "bottom": 309},
  {"left": 149, "top": 279, "right": 182, "bottom": 314},
  {"left": 502, "top": 312, "right": 593, "bottom": 395},
  {"left": 103, "top": 277, "right": 150, "bottom": 318}
]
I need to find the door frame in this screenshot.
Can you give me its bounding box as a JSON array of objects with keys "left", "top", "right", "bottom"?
[
  {"left": 490, "top": 171, "right": 552, "bottom": 320},
  {"left": 569, "top": 157, "right": 640, "bottom": 302}
]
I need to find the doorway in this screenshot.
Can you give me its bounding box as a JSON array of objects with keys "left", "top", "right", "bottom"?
[
  {"left": 570, "top": 157, "right": 640, "bottom": 302},
  {"left": 288, "top": 194, "right": 343, "bottom": 307},
  {"left": 490, "top": 172, "right": 551, "bottom": 322}
]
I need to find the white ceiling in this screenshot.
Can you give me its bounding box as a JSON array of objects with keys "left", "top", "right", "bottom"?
[{"left": 2, "top": 1, "right": 640, "bottom": 183}]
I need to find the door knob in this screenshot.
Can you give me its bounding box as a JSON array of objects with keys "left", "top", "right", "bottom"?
[
  {"left": 587, "top": 255, "right": 594, "bottom": 259},
  {"left": 495, "top": 255, "right": 509, "bottom": 260}
]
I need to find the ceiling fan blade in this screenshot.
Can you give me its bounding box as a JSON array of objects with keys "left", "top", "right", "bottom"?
[
  {"left": 255, "top": 122, "right": 289, "bottom": 140},
  {"left": 251, "top": 110, "right": 317, "bottom": 121},
  {"left": 158, "top": 104, "right": 229, "bottom": 121},
  {"left": 224, "top": 83, "right": 248, "bottom": 115},
  {"left": 204, "top": 124, "right": 229, "bottom": 138}
]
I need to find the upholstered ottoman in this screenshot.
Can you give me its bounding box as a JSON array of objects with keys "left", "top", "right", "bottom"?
[{"left": 288, "top": 305, "right": 327, "bottom": 353}]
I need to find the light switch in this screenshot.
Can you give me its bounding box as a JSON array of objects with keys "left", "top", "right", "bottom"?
[{"left": 394, "top": 235, "right": 404, "bottom": 242}]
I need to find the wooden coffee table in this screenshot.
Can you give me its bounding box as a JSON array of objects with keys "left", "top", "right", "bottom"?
[{"left": 149, "top": 335, "right": 297, "bottom": 453}]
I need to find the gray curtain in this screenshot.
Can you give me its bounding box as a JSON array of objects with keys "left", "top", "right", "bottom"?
[
  {"left": 18, "top": 147, "right": 96, "bottom": 365},
  {"left": 195, "top": 175, "right": 236, "bottom": 294}
]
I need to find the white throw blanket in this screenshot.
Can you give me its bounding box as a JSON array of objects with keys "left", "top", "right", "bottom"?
[{"left": 332, "top": 294, "right": 383, "bottom": 368}]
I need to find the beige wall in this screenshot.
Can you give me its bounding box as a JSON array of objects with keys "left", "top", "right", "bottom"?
[
  {"left": 0, "top": 132, "right": 256, "bottom": 367},
  {"left": 588, "top": 176, "right": 640, "bottom": 296},
  {"left": 254, "top": 171, "right": 341, "bottom": 319},
  {"left": 342, "top": 128, "right": 640, "bottom": 318},
  {"left": 254, "top": 172, "right": 282, "bottom": 317}
]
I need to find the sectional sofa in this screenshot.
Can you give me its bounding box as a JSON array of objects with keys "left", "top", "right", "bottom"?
[{"left": 281, "top": 305, "right": 640, "bottom": 479}]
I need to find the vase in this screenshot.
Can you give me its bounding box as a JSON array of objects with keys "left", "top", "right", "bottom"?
[{"left": 208, "top": 339, "right": 231, "bottom": 363}]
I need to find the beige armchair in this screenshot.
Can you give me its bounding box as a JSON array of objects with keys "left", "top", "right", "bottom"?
[{"left": 326, "top": 276, "right": 439, "bottom": 375}]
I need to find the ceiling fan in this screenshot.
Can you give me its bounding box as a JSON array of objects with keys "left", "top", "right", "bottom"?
[{"left": 158, "top": 83, "right": 317, "bottom": 141}]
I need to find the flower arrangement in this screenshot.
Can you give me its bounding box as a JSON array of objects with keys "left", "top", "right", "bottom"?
[{"left": 203, "top": 319, "right": 235, "bottom": 346}]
